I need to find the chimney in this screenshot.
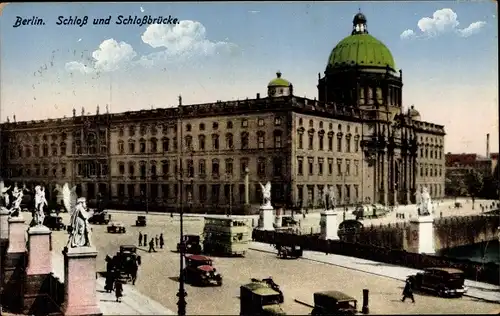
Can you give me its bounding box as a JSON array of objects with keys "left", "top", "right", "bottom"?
[
  {"left": 256, "top": 93, "right": 260, "bottom": 99},
  {"left": 486, "top": 133, "right": 490, "bottom": 158}
]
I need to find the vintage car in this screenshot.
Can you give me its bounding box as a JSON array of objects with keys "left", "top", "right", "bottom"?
[
  {"left": 135, "top": 215, "right": 147, "bottom": 227},
  {"left": 177, "top": 234, "right": 202, "bottom": 254},
  {"left": 240, "top": 282, "right": 286, "bottom": 316},
  {"left": 183, "top": 254, "right": 222, "bottom": 286},
  {"left": 408, "top": 267, "right": 468, "bottom": 297},
  {"left": 113, "top": 245, "right": 141, "bottom": 283},
  {"left": 43, "top": 214, "right": 66, "bottom": 231},
  {"left": 107, "top": 222, "right": 126, "bottom": 234},
  {"left": 250, "top": 278, "right": 284, "bottom": 303},
  {"left": 311, "top": 291, "right": 358, "bottom": 315},
  {"left": 281, "top": 217, "right": 299, "bottom": 228},
  {"left": 89, "top": 211, "right": 111, "bottom": 225},
  {"left": 276, "top": 244, "right": 303, "bottom": 259},
  {"left": 352, "top": 204, "right": 390, "bottom": 220}
]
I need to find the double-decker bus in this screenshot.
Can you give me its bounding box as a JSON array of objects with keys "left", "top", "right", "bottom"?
[{"left": 202, "top": 216, "right": 250, "bottom": 257}]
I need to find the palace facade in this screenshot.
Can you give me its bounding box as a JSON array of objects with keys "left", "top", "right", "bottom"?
[{"left": 0, "top": 13, "right": 446, "bottom": 213}]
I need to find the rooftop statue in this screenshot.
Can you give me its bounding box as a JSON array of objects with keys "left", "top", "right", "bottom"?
[{"left": 259, "top": 181, "right": 272, "bottom": 207}]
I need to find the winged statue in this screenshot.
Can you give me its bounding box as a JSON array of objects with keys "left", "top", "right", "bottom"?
[
  {"left": 61, "top": 183, "right": 92, "bottom": 248},
  {"left": 259, "top": 181, "right": 272, "bottom": 207},
  {"left": 1, "top": 180, "right": 11, "bottom": 208}
]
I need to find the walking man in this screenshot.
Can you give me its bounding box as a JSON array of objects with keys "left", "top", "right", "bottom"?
[
  {"left": 138, "top": 232, "right": 143, "bottom": 247},
  {"left": 114, "top": 279, "right": 123, "bottom": 303},
  {"left": 401, "top": 278, "right": 415, "bottom": 303},
  {"left": 148, "top": 238, "right": 156, "bottom": 253},
  {"left": 143, "top": 233, "right": 148, "bottom": 248},
  {"left": 155, "top": 235, "right": 159, "bottom": 248},
  {"left": 159, "top": 233, "right": 164, "bottom": 249}
]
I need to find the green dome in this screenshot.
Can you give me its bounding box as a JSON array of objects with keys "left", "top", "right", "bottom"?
[
  {"left": 327, "top": 33, "right": 396, "bottom": 70},
  {"left": 268, "top": 71, "right": 291, "bottom": 87}
]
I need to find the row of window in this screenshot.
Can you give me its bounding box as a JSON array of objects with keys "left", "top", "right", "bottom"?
[
  {"left": 297, "top": 130, "right": 360, "bottom": 152},
  {"left": 297, "top": 184, "right": 360, "bottom": 205},
  {"left": 117, "top": 157, "right": 284, "bottom": 178},
  {"left": 419, "top": 164, "right": 444, "bottom": 178},
  {"left": 419, "top": 146, "right": 444, "bottom": 160},
  {"left": 13, "top": 132, "right": 68, "bottom": 144},
  {"left": 118, "top": 117, "right": 284, "bottom": 137},
  {"left": 298, "top": 119, "right": 359, "bottom": 134},
  {"left": 297, "top": 157, "right": 360, "bottom": 177},
  {"left": 8, "top": 164, "right": 67, "bottom": 178}
]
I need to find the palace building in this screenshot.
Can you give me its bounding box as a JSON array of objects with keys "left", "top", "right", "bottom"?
[{"left": 0, "top": 13, "right": 446, "bottom": 213}]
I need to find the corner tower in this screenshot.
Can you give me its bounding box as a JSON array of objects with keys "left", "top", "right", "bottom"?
[{"left": 317, "top": 12, "right": 403, "bottom": 120}]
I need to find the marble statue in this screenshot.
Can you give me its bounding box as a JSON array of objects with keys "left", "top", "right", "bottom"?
[
  {"left": 10, "top": 184, "right": 24, "bottom": 216},
  {"left": 415, "top": 188, "right": 422, "bottom": 208},
  {"left": 322, "top": 186, "right": 336, "bottom": 210},
  {"left": 34, "top": 185, "right": 48, "bottom": 226},
  {"left": 322, "top": 186, "right": 329, "bottom": 209},
  {"left": 62, "top": 183, "right": 91, "bottom": 248},
  {"left": 0, "top": 181, "right": 11, "bottom": 208},
  {"left": 420, "top": 187, "right": 432, "bottom": 216},
  {"left": 259, "top": 181, "right": 272, "bottom": 207},
  {"left": 328, "top": 185, "right": 336, "bottom": 209},
  {"left": 55, "top": 183, "right": 77, "bottom": 213}
]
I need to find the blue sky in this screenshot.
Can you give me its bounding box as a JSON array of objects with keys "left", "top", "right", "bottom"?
[{"left": 1, "top": 2, "right": 497, "bottom": 154}]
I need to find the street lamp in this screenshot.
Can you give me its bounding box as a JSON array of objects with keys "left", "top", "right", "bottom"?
[
  {"left": 226, "top": 173, "right": 232, "bottom": 217},
  {"left": 177, "top": 122, "right": 187, "bottom": 316}
]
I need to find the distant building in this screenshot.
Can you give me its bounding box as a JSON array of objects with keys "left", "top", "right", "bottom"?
[{"left": 0, "top": 12, "right": 446, "bottom": 213}]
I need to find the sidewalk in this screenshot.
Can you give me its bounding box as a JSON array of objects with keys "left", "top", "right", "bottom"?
[
  {"left": 249, "top": 242, "right": 500, "bottom": 304},
  {"left": 51, "top": 252, "right": 176, "bottom": 315}
]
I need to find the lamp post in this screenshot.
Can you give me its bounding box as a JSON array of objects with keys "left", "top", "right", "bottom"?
[
  {"left": 226, "top": 173, "right": 232, "bottom": 217},
  {"left": 177, "top": 119, "right": 187, "bottom": 316}
]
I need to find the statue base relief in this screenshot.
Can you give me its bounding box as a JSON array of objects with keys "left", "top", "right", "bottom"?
[
  {"left": 320, "top": 209, "right": 340, "bottom": 241},
  {"left": 257, "top": 204, "right": 275, "bottom": 231},
  {"left": 408, "top": 215, "right": 435, "bottom": 255},
  {"left": 62, "top": 246, "right": 102, "bottom": 316}
]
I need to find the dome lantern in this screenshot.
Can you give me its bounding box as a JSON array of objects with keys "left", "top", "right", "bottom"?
[
  {"left": 352, "top": 11, "right": 368, "bottom": 35},
  {"left": 267, "top": 71, "right": 293, "bottom": 97}
]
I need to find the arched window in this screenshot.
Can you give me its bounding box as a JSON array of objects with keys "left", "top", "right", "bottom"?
[
  {"left": 42, "top": 144, "right": 49, "bottom": 156},
  {"left": 128, "top": 139, "right": 135, "bottom": 154},
  {"left": 117, "top": 140, "right": 124, "bottom": 154},
  {"left": 51, "top": 143, "right": 58, "bottom": 156},
  {"left": 274, "top": 130, "right": 283, "bottom": 148},
  {"left": 212, "top": 134, "right": 219, "bottom": 150},
  {"left": 241, "top": 132, "right": 249, "bottom": 150},
  {"left": 212, "top": 158, "right": 220, "bottom": 176},
  {"left": 225, "top": 133, "right": 233, "bottom": 149},
  {"left": 185, "top": 136, "right": 193, "bottom": 150},
  {"left": 257, "top": 157, "right": 266, "bottom": 176},
  {"left": 129, "top": 162, "right": 135, "bottom": 176},
  {"left": 60, "top": 142, "right": 67, "bottom": 156},
  {"left": 139, "top": 138, "right": 146, "bottom": 153},
  {"left": 162, "top": 137, "right": 170, "bottom": 152},
  {"left": 129, "top": 125, "right": 135, "bottom": 137},
  {"left": 150, "top": 138, "right": 158, "bottom": 153},
  {"left": 87, "top": 132, "right": 97, "bottom": 155},
  {"left": 198, "top": 135, "right": 206, "bottom": 150}
]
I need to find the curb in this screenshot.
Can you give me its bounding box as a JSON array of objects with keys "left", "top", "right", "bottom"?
[{"left": 249, "top": 246, "right": 500, "bottom": 304}]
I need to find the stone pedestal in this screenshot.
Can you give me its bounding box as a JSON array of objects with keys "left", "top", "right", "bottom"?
[
  {"left": 62, "top": 246, "right": 102, "bottom": 316},
  {"left": 409, "top": 215, "right": 435, "bottom": 254},
  {"left": 257, "top": 204, "right": 274, "bottom": 231},
  {"left": 23, "top": 225, "right": 55, "bottom": 314},
  {"left": 4, "top": 215, "right": 27, "bottom": 311},
  {"left": 319, "top": 210, "right": 340, "bottom": 240},
  {"left": 274, "top": 214, "right": 282, "bottom": 228},
  {"left": 0, "top": 208, "right": 10, "bottom": 241}
]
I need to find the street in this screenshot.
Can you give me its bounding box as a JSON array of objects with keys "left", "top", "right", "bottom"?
[{"left": 45, "top": 210, "right": 500, "bottom": 315}]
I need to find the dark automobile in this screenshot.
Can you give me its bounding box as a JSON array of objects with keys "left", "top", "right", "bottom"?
[
  {"left": 135, "top": 215, "right": 147, "bottom": 226},
  {"left": 89, "top": 211, "right": 111, "bottom": 225},
  {"left": 250, "top": 277, "right": 284, "bottom": 304},
  {"left": 177, "top": 234, "right": 202, "bottom": 254},
  {"left": 276, "top": 244, "right": 303, "bottom": 259},
  {"left": 113, "top": 245, "right": 141, "bottom": 283},
  {"left": 43, "top": 214, "right": 66, "bottom": 231},
  {"left": 409, "top": 267, "right": 468, "bottom": 297},
  {"left": 311, "top": 291, "right": 358, "bottom": 315},
  {"left": 107, "top": 222, "right": 126, "bottom": 234},
  {"left": 183, "top": 254, "right": 222, "bottom": 286},
  {"left": 281, "top": 217, "right": 298, "bottom": 227},
  {"left": 240, "top": 282, "right": 286, "bottom": 316}
]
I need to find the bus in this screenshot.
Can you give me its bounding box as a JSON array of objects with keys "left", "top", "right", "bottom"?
[{"left": 202, "top": 216, "right": 250, "bottom": 257}]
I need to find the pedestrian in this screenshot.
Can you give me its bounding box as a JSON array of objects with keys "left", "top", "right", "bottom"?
[
  {"left": 143, "top": 233, "right": 148, "bottom": 247},
  {"left": 114, "top": 279, "right": 123, "bottom": 303},
  {"left": 130, "top": 258, "right": 139, "bottom": 285},
  {"left": 148, "top": 238, "right": 156, "bottom": 252},
  {"left": 155, "top": 235, "right": 159, "bottom": 248},
  {"left": 105, "top": 268, "right": 115, "bottom": 293},
  {"left": 159, "top": 233, "right": 164, "bottom": 249},
  {"left": 401, "top": 278, "right": 415, "bottom": 303},
  {"left": 138, "top": 232, "right": 143, "bottom": 247}
]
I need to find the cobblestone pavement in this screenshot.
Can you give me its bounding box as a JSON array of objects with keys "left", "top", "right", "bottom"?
[{"left": 44, "top": 211, "right": 500, "bottom": 315}]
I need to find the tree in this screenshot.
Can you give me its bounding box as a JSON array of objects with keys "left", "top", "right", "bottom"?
[
  {"left": 465, "top": 170, "right": 484, "bottom": 209},
  {"left": 445, "top": 176, "right": 466, "bottom": 200}
]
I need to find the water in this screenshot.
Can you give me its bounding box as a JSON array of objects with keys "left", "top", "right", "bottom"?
[{"left": 438, "top": 240, "right": 500, "bottom": 265}]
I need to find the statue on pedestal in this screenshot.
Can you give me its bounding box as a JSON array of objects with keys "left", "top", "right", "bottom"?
[
  {"left": 322, "top": 185, "right": 336, "bottom": 210},
  {"left": 259, "top": 181, "right": 272, "bottom": 207},
  {"left": 34, "top": 185, "right": 48, "bottom": 226},
  {"left": 420, "top": 187, "right": 432, "bottom": 216},
  {"left": 0, "top": 181, "right": 11, "bottom": 208},
  {"left": 10, "top": 184, "right": 24, "bottom": 217},
  {"left": 64, "top": 183, "right": 92, "bottom": 248}
]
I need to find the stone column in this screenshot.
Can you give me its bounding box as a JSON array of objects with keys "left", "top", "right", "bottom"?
[
  {"left": 4, "top": 215, "right": 27, "bottom": 311},
  {"left": 319, "top": 210, "right": 340, "bottom": 240},
  {"left": 23, "top": 225, "right": 53, "bottom": 314},
  {"left": 62, "top": 246, "right": 102, "bottom": 316},
  {"left": 408, "top": 215, "right": 435, "bottom": 254}
]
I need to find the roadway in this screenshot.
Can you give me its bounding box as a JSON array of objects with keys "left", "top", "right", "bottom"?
[{"left": 46, "top": 211, "right": 499, "bottom": 315}]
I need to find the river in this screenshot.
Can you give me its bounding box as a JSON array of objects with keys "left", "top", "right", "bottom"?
[{"left": 437, "top": 240, "right": 500, "bottom": 265}]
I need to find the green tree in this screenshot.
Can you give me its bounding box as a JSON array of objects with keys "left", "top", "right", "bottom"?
[
  {"left": 465, "top": 170, "right": 484, "bottom": 209},
  {"left": 445, "top": 176, "right": 466, "bottom": 200}
]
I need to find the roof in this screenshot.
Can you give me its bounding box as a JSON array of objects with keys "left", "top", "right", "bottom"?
[
  {"left": 314, "top": 291, "right": 356, "bottom": 302},
  {"left": 327, "top": 33, "right": 395, "bottom": 70},
  {"left": 197, "top": 265, "right": 214, "bottom": 272},
  {"left": 242, "top": 282, "right": 280, "bottom": 296},
  {"left": 187, "top": 254, "right": 210, "bottom": 261},
  {"left": 268, "top": 72, "right": 291, "bottom": 87},
  {"left": 425, "top": 267, "right": 464, "bottom": 274}
]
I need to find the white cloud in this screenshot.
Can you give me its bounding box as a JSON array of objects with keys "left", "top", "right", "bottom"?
[
  {"left": 77, "top": 38, "right": 82, "bottom": 42},
  {"left": 401, "top": 8, "right": 486, "bottom": 40},
  {"left": 249, "top": 10, "right": 260, "bottom": 14},
  {"left": 400, "top": 29, "right": 415, "bottom": 40},
  {"left": 65, "top": 39, "right": 137, "bottom": 74},
  {"left": 140, "top": 6, "right": 144, "bottom": 13},
  {"left": 140, "top": 20, "right": 237, "bottom": 58},
  {"left": 457, "top": 21, "right": 486, "bottom": 37}
]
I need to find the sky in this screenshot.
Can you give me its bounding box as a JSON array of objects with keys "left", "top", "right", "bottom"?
[{"left": 1, "top": 2, "right": 498, "bottom": 155}]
